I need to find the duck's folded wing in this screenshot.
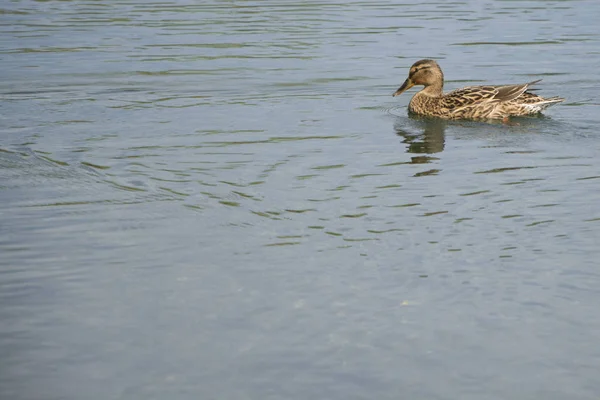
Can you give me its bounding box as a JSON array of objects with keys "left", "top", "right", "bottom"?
[
  {"left": 443, "top": 80, "right": 543, "bottom": 109},
  {"left": 442, "top": 86, "right": 498, "bottom": 109},
  {"left": 493, "top": 79, "right": 542, "bottom": 102}
]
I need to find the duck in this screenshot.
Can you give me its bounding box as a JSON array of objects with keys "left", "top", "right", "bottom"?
[{"left": 392, "top": 59, "right": 564, "bottom": 120}]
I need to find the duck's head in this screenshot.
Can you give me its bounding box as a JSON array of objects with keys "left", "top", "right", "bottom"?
[{"left": 393, "top": 59, "right": 444, "bottom": 97}]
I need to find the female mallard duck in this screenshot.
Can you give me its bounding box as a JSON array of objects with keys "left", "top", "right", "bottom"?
[{"left": 393, "top": 59, "right": 564, "bottom": 120}]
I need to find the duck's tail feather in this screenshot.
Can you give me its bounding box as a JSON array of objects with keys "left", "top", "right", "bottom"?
[{"left": 527, "top": 96, "right": 565, "bottom": 112}]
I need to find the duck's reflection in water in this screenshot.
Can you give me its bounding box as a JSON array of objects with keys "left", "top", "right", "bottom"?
[{"left": 394, "top": 116, "right": 446, "bottom": 161}]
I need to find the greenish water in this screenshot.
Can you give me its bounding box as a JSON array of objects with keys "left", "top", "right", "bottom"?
[{"left": 1, "top": 1, "right": 599, "bottom": 399}]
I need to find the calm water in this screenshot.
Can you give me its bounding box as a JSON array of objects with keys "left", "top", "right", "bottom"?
[{"left": 1, "top": 1, "right": 600, "bottom": 399}]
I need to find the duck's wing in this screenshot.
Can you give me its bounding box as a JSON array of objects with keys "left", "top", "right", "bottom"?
[
  {"left": 491, "top": 79, "right": 542, "bottom": 102},
  {"left": 443, "top": 80, "right": 542, "bottom": 109}
]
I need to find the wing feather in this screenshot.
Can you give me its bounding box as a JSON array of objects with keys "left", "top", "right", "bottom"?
[
  {"left": 443, "top": 80, "right": 542, "bottom": 110},
  {"left": 493, "top": 79, "right": 542, "bottom": 102}
]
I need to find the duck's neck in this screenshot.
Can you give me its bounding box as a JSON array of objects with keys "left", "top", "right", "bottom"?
[{"left": 420, "top": 83, "right": 444, "bottom": 97}]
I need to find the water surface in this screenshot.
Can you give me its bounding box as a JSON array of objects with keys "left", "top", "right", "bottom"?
[{"left": 1, "top": 1, "right": 600, "bottom": 399}]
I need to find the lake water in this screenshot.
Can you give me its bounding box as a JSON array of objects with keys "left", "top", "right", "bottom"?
[{"left": 1, "top": 1, "right": 600, "bottom": 399}]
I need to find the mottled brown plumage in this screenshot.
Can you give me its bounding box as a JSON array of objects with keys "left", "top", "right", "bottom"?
[{"left": 393, "top": 59, "right": 564, "bottom": 120}]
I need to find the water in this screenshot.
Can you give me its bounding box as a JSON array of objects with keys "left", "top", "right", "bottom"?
[{"left": 1, "top": 1, "right": 600, "bottom": 399}]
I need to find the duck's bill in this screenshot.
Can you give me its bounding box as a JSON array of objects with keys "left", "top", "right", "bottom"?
[{"left": 393, "top": 78, "right": 414, "bottom": 97}]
